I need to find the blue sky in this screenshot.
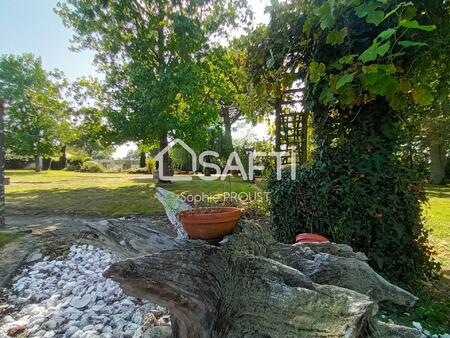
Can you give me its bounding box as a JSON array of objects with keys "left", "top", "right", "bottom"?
[{"left": 0, "top": 0, "right": 99, "bottom": 81}]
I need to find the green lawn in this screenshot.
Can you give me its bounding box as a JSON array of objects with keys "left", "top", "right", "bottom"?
[
  {"left": 424, "top": 185, "right": 450, "bottom": 274},
  {"left": 5, "top": 170, "right": 259, "bottom": 216}
]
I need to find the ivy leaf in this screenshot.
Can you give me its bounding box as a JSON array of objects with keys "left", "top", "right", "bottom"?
[
  {"left": 308, "top": 62, "right": 326, "bottom": 83},
  {"left": 377, "top": 28, "right": 396, "bottom": 41},
  {"left": 326, "top": 28, "right": 348, "bottom": 45},
  {"left": 335, "top": 73, "right": 355, "bottom": 90},
  {"left": 399, "top": 20, "right": 436, "bottom": 31},
  {"left": 320, "top": 85, "right": 334, "bottom": 104},
  {"left": 398, "top": 40, "right": 428, "bottom": 48}
]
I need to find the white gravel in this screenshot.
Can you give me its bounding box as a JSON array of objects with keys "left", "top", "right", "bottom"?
[{"left": 0, "top": 245, "right": 167, "bottom": 338}]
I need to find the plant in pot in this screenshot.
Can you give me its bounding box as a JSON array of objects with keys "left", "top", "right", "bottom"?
[{"left": 179, "top": 207, "right": 241, "bottom": 240}]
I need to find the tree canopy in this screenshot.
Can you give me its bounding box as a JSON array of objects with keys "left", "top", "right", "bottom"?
[{"left": 0, "top": 54, "right": 70, "bottom": 170}]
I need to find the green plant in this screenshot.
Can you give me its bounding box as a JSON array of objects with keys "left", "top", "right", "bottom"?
[
  {"left": 79, "top": 160, "right": 105, "bottom": 173},
  {"left": 66, "top": 156, "right": 92, "bottom": 171},
  {"left": 262, "top": 0, "right": 442, "bottom": 285},
  {"left": 146, "top": 158, "right": 156, "bottom": 174},
  {"left": 127, "top": 167, "right": 148, "bottom": 174}
]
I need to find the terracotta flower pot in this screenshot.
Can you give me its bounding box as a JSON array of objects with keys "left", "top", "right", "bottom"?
[
  {"left": 179, "top": 207, "right": 241, "bottom": 240},
  {"left": 295, "top": 233, "right": 329, "bottom": 244}
]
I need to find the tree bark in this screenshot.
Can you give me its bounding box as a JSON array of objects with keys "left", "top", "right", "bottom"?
[
  {"left": 140, "top": 151, "right": 146, "bottom": 168},
  {"left": 221, "top": 105, "right": 234, "bottom": 158},
  {"left": 0, "top": 99, "right": 5, "bottom": 228},
  {"left": 34, "top": 155, "right": 42, "bottom": 172},
  {"left": 430, "top": 143, "right": 447, "bottom": 185},
  {"left": 159, "top": 132, "right": 171, "bottom": 182},
  {"left": 84, "top": 219, "right": 420, "bottom": 338},
  {"left": 60, "top": 145, "right": 67, "bottom": 169}
]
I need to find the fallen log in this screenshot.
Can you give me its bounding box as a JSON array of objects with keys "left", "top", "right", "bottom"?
[{"left": 84, "top": 218, "right": 420, "bottom": 338}]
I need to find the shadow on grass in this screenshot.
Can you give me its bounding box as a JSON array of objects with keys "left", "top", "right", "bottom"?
[
  {"left": 7, "top": 185, "right": 164, "bottom": 217},
  {"left": 6, "top": 177, "right": 260, "bottom": 217}
]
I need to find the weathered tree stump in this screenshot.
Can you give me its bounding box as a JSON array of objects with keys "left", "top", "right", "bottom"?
[{"left": 85, "top": 219, "right": 421, "bottom": 338}]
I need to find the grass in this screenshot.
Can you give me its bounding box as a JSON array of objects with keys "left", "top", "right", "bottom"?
[
  {"left": 379, "top": 184, "right": 450, "bottom": 334},
  {"left": 424, "top": 185, "right": 450, "bottom": 273},
  {"left": 0, "top": 231, "right": 24, "bottom": 249},
  {"left": 5, "top": 170, "right": 259, "bottom": 216}
]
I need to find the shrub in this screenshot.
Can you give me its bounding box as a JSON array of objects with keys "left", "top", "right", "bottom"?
[
  {"left": 79, "top": 161, "right": 105, "bottom": 173},
  {"left": 127, "top": 167, "right": 148, "bottom": 174},
  {"left": 146, "top": 158, "right": 156, "bottom": 174},
  {"left": 66, "top": 156, "right": 92, "bottom": 171}
]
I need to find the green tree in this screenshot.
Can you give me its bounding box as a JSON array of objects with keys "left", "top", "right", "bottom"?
[
  {"left": 204, "top": 45, "right": 271, "bottom": 158},
  {"left": 56, "top": 0, "right": 251, "bottom": 179},
  {"left": 409, "top": 1, "right": 450, "bottom": 185},
  {"left": 68, "top": 77, "right": 114, "bottom": 158},
  {"left": 0, "top": 54, "right": 70, "bottom": 171}
]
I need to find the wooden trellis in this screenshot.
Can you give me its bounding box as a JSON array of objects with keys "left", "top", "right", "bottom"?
[{"left": 279, "top": 109, "right": 309, "bottom": 165}]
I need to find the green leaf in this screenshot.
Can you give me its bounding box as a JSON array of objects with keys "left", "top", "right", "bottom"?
[
  {"left": 318, "top": 3, "right": 335, "bottom": 30},
  {"left": 367, "top": 10, "right": 385, "bottom": 25},
  {"left": 398, "top": 40, "right": 428, "bottom": 48},
  {"left": 308, "top": 61, "right": 326, "bottom": 83},
  {"left": 303, "top": 18, "right": 313, "bottom": 37},
  {"left": 326, "top": 28, "right": 348, "bottom": 45},
  {"left": 377, "top": 42, "right": 390, "bottom": 56},
  {"left": 412, "top": 85, "right": 434, "bottom": 105},
  {"left": 377, "top": 28, "right": 396, "bottom": 41},
  {"left": 359, "top": 43, "right": 379, "bottom": 63},
  {"left": 359, "top": 42, "right": 390, "bottom": 63},
  {"left": 399, "top": 20, "right": 436, "bottom": 31},
  {"left": 335, "top": 73, "right": 355, "bottom": 90},
  {"left": 362, "top": 73, "right": 398, "bottom": 96},
  {"left": 355, "top": 3, "right": 384, "bottom": 26},
  {"left": 319, "top": 85, "right": 334, "bottom": 104},
  {"left": 339, "top": 54, "right": 357, "bottom": 65}
]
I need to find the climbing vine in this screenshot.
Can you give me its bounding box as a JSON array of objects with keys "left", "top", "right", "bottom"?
[
  {"left": 302, "top": 0, "right": 436, "bottom": 110},
  {"left": 267, "top": 0, "right": 441, "bottom": 284}
]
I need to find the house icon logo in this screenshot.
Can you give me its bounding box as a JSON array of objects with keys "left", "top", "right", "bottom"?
[{"left": 154, "top": 139, "right": 196, "bottom": 181}]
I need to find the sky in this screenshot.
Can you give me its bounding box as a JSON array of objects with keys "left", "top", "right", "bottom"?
[{"left": 0, "top": 0, "right": 270, "bottom": 158}]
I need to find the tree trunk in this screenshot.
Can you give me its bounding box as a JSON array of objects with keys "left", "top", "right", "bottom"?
[
  {"left": 430, "top": 143, "right": 447, "bottom": 185},
  {"left": 84, "top": 219, "right": 420, "bottom": 338},
  {"left": 60, "top": 145, "right": 67, "bottom": 169},
  {"left": 34, "top": 155, "right": 42, "bottom": 172},
  {"left": 221, "top": 106, "right": 234, "bottom": 158},
  {"left": 159, "top": 132, "right": 171, "bottom": 182},
  {"left": 139, "top": 151, "right": 146, "bottom": 168},
  {"left": 0, "top": 99, "right": 5, "bottom": 228},
  {"left": 274, "top": 97, "right": 282, "bottom": 152}
]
